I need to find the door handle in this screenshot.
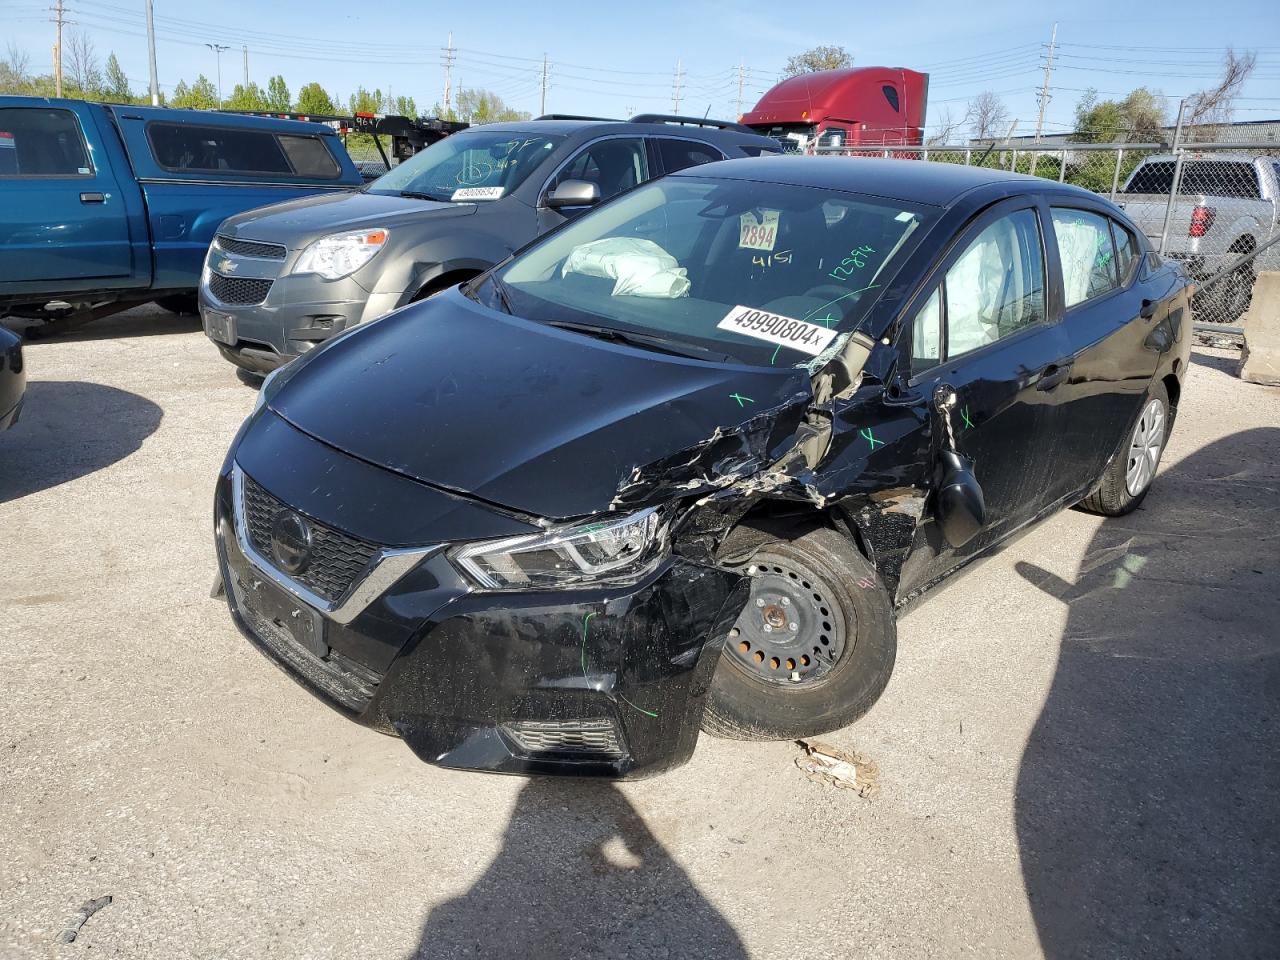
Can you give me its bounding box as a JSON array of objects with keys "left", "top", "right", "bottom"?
[
  {"left": 79, "top": 192, "right": 105, "bottom": 203},
  {"left": 1036, "top": 362, "right": 1072, "bottom": 392},
  {"left": 1140, "top": 298, "right": 1158, "bottom": 320}
]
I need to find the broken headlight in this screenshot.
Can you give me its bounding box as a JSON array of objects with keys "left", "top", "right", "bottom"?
[{"left": 452, "top": 508, "right": 667, "bottom": 590}]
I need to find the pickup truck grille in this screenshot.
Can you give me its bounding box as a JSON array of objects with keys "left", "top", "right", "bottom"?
[
  {"left": 241, "top": 472, "right": 381, "bottom": 604},
  {"left": 209, "top": 274, "right": 273, "bottom": 305},
  {"left": 215, "top": 235, "right": 287, "bottom": 259}
]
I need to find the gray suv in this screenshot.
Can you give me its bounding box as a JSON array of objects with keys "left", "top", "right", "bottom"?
[{"left": 200, "top": 114, "right": 782, "bottom": 373}]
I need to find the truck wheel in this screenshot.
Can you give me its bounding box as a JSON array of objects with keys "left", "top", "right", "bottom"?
[
  {"left": 1078, "top": 381, "right": 1170, "bottom": 517},
  {"left": 1194, "top": 261, "right": 1254, "bottom": 324},
  {"left": 155, "top": 295, "right": 199, "bottom": 315},
  {"left": 702, "top": 526, "right": 896, "bottom": 741}
]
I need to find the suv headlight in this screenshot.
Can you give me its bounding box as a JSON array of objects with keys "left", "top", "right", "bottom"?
[
  {"left": 291, "top": 229, "right": 389, "bottom": 280},
  {"left": 452, "top": 508, "right": 667, "bottom": 590}
]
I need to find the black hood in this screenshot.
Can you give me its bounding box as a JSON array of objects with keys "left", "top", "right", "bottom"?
[
  {"left": 221, "top": 190, "right": 476, "bottom": 246},
  {"left": 270, "top": 290, "right": 814, "bottom": 520}
]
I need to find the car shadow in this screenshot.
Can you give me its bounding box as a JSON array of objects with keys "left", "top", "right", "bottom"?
[
  {"left": 1014, "top": 427, "right": 1280, "bottom": 958},
  {"left": 1188, "top": 348, "right": 1242, "bottom": 374},
  {"left": 410, "top": 778, "right": 748, "bottom": 960},
  {"left": 3, "top": 307, "right": 201, "bottom": 344},
  {"left": 0, "top": 380, "right": 163, "bottom": 504}
]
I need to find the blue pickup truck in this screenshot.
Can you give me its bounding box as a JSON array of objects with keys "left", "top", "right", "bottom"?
[{"left": 0, "top": 97, "right": 362, "bottom": 333}]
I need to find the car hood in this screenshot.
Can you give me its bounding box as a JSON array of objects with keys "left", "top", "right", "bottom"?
[
  {"left": 220, "top": 190, "right": 477, "bottom": 246},
  {"left": 270, "top": 289, "right": 814, "bottom": 520}
]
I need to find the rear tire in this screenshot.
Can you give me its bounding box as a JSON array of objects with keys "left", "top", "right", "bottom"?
[
  {"left": 1078, "top": 381, "right": 1170, "bottom": 517},
  {"left": 702, "top": 526, "right": 896, "bottom": 741}
]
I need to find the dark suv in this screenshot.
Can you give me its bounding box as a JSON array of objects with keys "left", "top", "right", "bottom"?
[{"left": 200, "top": 114, "right": 782, "bottom": 373}]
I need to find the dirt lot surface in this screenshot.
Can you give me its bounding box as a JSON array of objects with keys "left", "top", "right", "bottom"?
[{"left": 2, "top": 307, "right": 1277, "bottom": 959}]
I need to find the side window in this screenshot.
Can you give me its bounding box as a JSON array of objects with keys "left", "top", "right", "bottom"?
[
  {"left": 549, "top": 138, "right": 648, "bottom": 202},
  {"left": 1052, "top": 208, "right": 1119, "bottom": 307},
  {"left": 909, "top": 208, "right": 1046, "bottom": 373},
  {"left": 882, "top": 85, "right": 901, "bottom": 112},
  {"left": 1111, "top": 220, "right": 1137, "bottom": 284},
  {"left": 144, "top": 123, "right": 337, "bottom": 179},
  {"left": 0, "top": 107, "right": 92, "bottom": 177},
  {"left": 655, "top": 138, "right": 723, "bottom": 174}
]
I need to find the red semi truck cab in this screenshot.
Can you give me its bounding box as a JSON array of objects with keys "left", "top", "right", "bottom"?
[{"left": 741, "top": 67, "right": 928, "bottom": 152}]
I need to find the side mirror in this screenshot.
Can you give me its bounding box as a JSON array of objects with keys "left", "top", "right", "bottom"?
[
  {"left": 932, "top": 383, "right": 986, "bottom": 548},
  {"left": 545, "top": 179, "right": 601, "bottom": 210}
]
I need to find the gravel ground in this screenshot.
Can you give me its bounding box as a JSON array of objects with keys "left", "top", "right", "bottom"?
[{"left": 1, "top": 307, "right": 1277, "bottom": 960}]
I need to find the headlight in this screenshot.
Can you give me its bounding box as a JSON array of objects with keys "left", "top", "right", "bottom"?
[
  {"left": 452, "top": 508, "right": 667, "bottom": 590},
  {"left": 291, "top": 229, "right": 389, "bottom": 280}
]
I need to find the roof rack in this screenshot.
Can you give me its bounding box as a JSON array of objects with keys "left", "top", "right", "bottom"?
[
  {"left": 534, "top": 113, "right": 620, "bottom": 122},
  {"left": 628, "top": 113, "right": 756, "bottom": 135}
]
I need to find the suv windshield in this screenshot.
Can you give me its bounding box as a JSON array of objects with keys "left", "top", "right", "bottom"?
[
  {"left": 490, "top": 176, "right": 937, "bottom": 367},
  {"left": 367, "top": 130, "right": 563, "bottom": 202}
]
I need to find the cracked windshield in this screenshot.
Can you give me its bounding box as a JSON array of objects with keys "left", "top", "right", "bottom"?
[
  {"left": 367, "top": 130, "right": 563, "bottom": 202},
  {"left": 492, "top": 176, "right": 937, "bottom": 366}
]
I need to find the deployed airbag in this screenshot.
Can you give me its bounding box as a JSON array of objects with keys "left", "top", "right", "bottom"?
[{"left": 562, "top": 238, "right": 691, "bottom": 298}]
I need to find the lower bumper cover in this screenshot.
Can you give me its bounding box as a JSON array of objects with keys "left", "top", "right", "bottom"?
[{"left": 213, "top": 468, "right": 747, "bottom": 778}]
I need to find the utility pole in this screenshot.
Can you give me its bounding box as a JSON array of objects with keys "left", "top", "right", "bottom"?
[
  {"left": 539, "top": 53, "right": 549, "bottom": 116},
  {"left": 205, "top": 42, "right": 229, "bottom": 107},
  {"left": 672, "top": 58, "right": 683, "bottom": 114},
  {"left": 735, "top": 60, "right": 745, "bottom": 117},
  {"left": 50, "top": 0, "right": 68, "bottom": 98},
  {"left": 242, "top": 45, "right": 248, "bottom": 86},
  {"left": 441, "top": 32, "right": 455, "bottom": 116},
  {"left": 1034, "top": 22, "right": 1057, "bottom": 143},
  {"left": 145, "top": 0, "right": 160, "bottom": 105}
]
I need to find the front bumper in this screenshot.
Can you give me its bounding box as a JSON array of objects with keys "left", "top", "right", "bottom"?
[{"left": 212, "top": 433, "right": 747, "bottom": 778}]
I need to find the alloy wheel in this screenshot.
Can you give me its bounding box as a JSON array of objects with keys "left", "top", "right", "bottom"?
[{"left": 1125, "top": 397, "right": 1166, "bottom": 497}]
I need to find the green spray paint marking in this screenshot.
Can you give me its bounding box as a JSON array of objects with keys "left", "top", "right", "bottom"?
[
  {"left": 859, "top": 427, "right": 885, "bottom": 450},
  {"left": 729, "top": 393, "right": 754, "bottom": 407},
  {"left": 802, "top": 283, "right": 880, "bottom": 323},
  {"left": 581, "top": 612, "right": 658, "bottom": 718},
  {"left": 770, "top": 345, "right": 782, "bottom": 365},
  {"left": 961, "top": 406, "right": 974, "bottom": 430}
]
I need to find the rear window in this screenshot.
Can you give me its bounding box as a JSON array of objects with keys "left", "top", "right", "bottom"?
[
  {"left": 0, "top": 107, "right": 92, "bottom": 177},
  {"left": 145, "top": 122, "right": 341, "bottom": 179},
  {"left": 1123, "top": 160, "right": 1261, "bottom": 199}
]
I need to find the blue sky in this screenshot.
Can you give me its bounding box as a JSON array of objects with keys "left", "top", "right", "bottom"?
[{"left": 4, "top": 0, "right": 1279, "bottom": 136}]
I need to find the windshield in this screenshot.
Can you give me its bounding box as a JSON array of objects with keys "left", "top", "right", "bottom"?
[
  {"left": 490, "top": 176, "right": 937, "bottom": 367},
  {"left": 367, "top": 130, "right": 563, "bottom": 201}
]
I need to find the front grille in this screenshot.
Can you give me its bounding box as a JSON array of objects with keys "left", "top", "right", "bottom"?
[
  {"left": 209, "top": 273, "right": 273, "bottom": 305},
  {"left": 241, "top": 472, "right": 380, "bottom": 603},
  {"left": 502, "top": 719, "right": 624, "bottom": 757},
  {"left": 215, "top": 235, "right": 287, "bottom": 259}
]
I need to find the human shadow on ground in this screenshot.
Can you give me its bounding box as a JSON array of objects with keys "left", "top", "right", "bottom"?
[
  {"left": 0, "top": 380, "right": 163, "bottom": 504},
  {"left": 411, "top": 778, "right": 747, "bottom": 960},
  {"left": 1016, "top": 427, "right": 1280, "bottom": 958}
]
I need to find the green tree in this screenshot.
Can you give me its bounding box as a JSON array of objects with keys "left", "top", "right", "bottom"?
[
  {"left": 295, "top": 82, "right": 337, "bottom": 115},
  {"left": 224, "top": 82, "right": 269, "bottom": 110},
  {"left": 781, "top": 45, "right": 853, "bottom": 79},
  {"left": 453, "top": 87, "right": 529, "bottom": 124},
  {"left": 265, "top": 75, "right": 291, "bottom": 112},
  {"left": 391, "top": 93, "right": 417, "bottom": 117},
  {"left": 348, "top": 85, "right": 383, "bottom": 114},
  {"left": 102, "top": 52, "right": 133, "bottom": 103},
  {"left": 1072, "top": 87, "right": 1168, "bottom": 143},
  {"left": 171, "top": 74, "right": 218, "bottom": 110}
]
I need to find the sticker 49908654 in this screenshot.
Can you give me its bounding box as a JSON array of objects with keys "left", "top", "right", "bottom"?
[{"left": 716, "top": 305, "right": 838, "bottom": 357}]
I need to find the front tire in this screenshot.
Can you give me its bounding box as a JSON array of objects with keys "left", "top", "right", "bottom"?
[
  {"left": 1079, "top": 381, "right": 1170, "bottom": 517},
  {"left": 702, "top": 526, "right": 896, "bottom": 741}
]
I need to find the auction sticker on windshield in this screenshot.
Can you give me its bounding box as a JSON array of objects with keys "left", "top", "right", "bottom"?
[
  {"left": 739, "top": 210, "right": 779, "bottom": 251},
  {"left": 717, "top": 305, "right": 838, "bottom": 356},
  {"left": 451, "top": 186, "right": 504, "bottom": 201}
]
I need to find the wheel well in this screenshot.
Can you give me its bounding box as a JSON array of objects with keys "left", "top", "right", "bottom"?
[
  {"left": 411, "top": 268, "right": 483, "bottom": 302},
  {"left": 1228, "top": 235, "right": 1256, "bottom": 254},
  {"left": 716, "top": 500, "right": 870, "bottom": 564},
  {"left": 1162, "top": 372, "right": 1181, "bottom": 413}
]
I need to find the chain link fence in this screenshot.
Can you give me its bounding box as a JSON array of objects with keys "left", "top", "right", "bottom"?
[{"left": 815, "top": 138, "right": 1280, "bottom": 330}]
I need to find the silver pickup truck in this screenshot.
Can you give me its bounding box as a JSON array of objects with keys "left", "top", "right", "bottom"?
[{"left": 1117, "top": 152, "right": 1280, "bottom": 321}]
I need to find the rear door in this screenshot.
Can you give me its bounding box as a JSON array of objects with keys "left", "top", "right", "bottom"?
[
  {"left": 895, "top": 199, "right": 1070, "bottom": 594},
  {"left": 0, "top": 103, "right": 136, "bottom": 288}
]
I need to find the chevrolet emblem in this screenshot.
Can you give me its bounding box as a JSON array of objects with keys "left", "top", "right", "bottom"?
[{"left": 219, "top": 258, "right": 237, "bottom": 273}]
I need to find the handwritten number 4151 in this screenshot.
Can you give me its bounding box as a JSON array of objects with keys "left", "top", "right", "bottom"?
[{"left": 830, "top": 245, "right": 875, "bottom": 281}]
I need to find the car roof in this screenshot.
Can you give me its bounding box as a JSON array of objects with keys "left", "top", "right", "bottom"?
[
  {"left": 460, "top": 118, "right": 776, "bottom": 146},
  {"left": 674, "top": 156, "right": 1078, "bottom": 206}
]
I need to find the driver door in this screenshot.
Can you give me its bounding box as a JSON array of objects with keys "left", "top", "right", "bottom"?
[
  {"left": 894, "top": 199, "right": 1071, "bottom": 595},
  {"left": 536, "top": 137, "right": 648, "bottom": 231}
]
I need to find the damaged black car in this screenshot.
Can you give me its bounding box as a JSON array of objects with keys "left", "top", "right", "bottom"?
[{"left": 213, "top": 157, "right": 1191, "bottom": 777}]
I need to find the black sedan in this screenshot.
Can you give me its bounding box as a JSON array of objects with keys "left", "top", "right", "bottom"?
[
  {"left": 213, "top": 157, "right": 1191, "bottom": 778},
  {"left": 0, "top": 324, "right": 24, "bottom": 431}
]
